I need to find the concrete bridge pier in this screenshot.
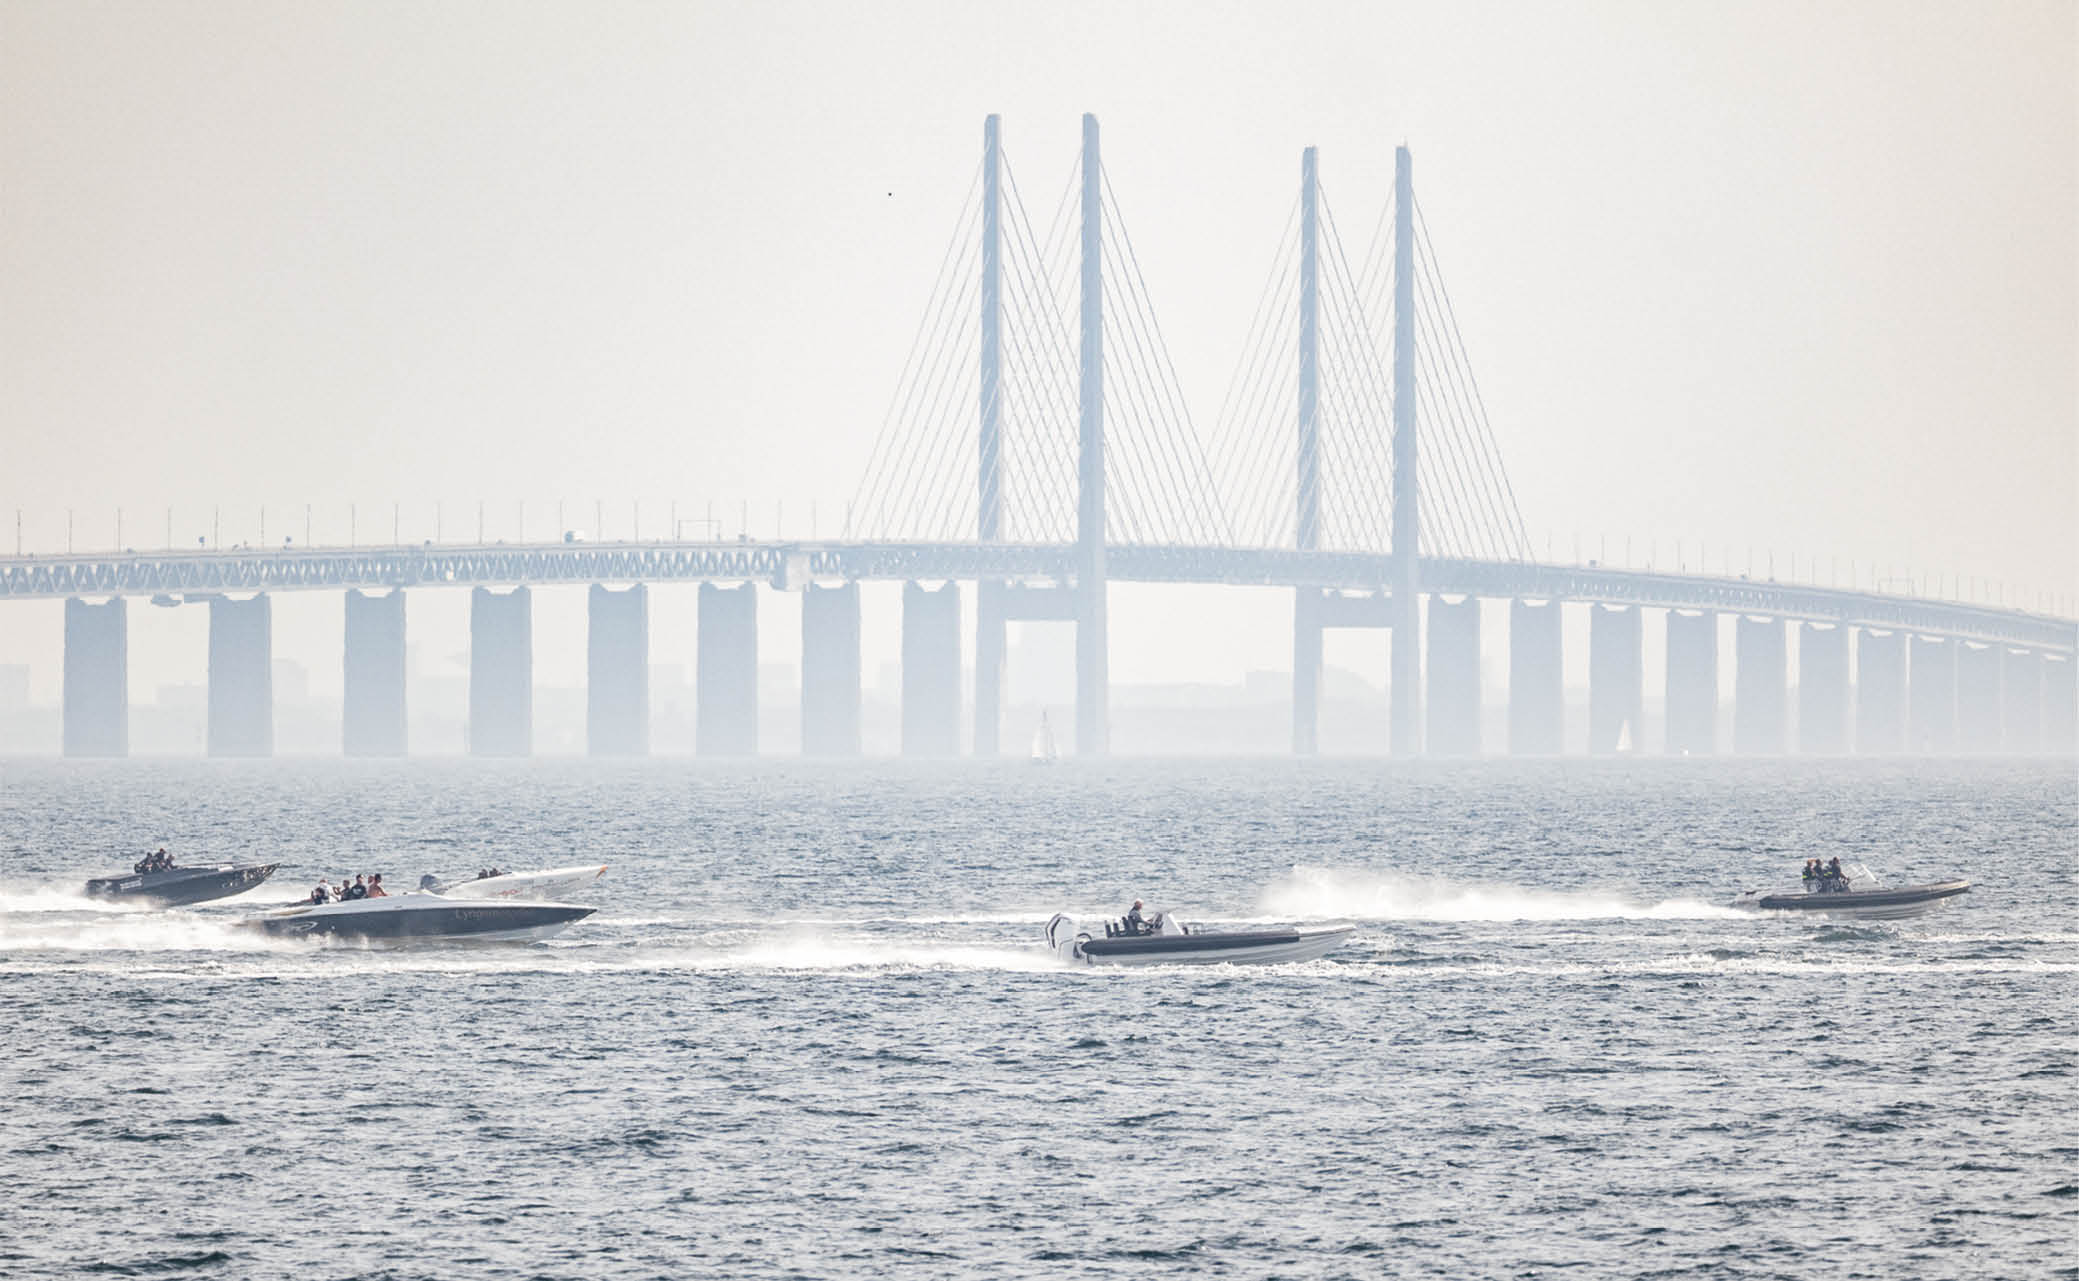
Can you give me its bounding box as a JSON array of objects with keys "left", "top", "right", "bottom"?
[
  {"left": 1425, "top": 595, "right": 1480, "bottom": 755},
  {"left": 1854, "top": 629, "right": 1906, "bottom": 754},
  {"left": 1909, "top": 636, "right": 1956, "bottom": 752},
  {"left": 1733, "top": 616, "right": 1787, "bottom": 755},
  {"left": 1956, "top": 643, "right": 2003, "bottom": 753},
  {"left": 972, "top": 584, "right": 1006, "bottom": 758},
  {"left": 902, "top": 582, "right": 962, "bottom": 757},
  {"left": 208, "top": 594, "right": 272, "bottom": 758},
  {"left": 1588, "top": 604, "right": 1642, "bottom": 754},
  {"left": 587, "top": 584, "right": 649, "bottom": 757},
  {"left": 62, "top": 597, "right": 128, "bottom": 757},
  {"left": 1507, "top": 599, "right": 1562, "bottom": 755},
  {"left": 343, "top": 589, "right": 406, "bottom": 757},
  {"left": 1796, "top": 623, "right": 1849, "bottom": 755},
  {"left": 696, "top": 583, "right": 757, "bottom": 756},
  {"left": 2001, "top": 649, "right": 2042, "bottom": 753},
  {"left": 1664, "top": 609, "right": 1717, "bottom": 756},
  {"left": 2045, "top": 655, "right": 2077, "bottom": 754},
  {"left": 470, "top": 586, "right": 532, "bottom": 757},
  {"left": 1293, "top": 590, "right": 1322, "bottom": 756},
  {"left": 801, "top": 582, "right": 862, "bottom": 757}
]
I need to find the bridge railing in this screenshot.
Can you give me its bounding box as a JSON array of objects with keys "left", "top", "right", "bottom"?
[{"left": 1, "top": 539, "right": 2071, "bottom": 653}]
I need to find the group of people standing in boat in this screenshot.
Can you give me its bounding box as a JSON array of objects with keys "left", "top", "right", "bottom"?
[
  {"left": 1803, "top": 858, "right": 1851, "bottom": 893},
  {"left": 307, "top": 874, "right": 385, "bottom": 904},
  {"left": 132, "top": 848, "right": 175, "bottom": 874}
]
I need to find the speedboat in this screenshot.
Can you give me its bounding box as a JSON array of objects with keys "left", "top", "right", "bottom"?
[
  {"left": 1045, "top": 910, "right": 1353, "bottom": 966},
  {"left": 83, "top": 861, "right": 279, "bottom": 907},
  {"left": 238, "top": 892, "right": 595, "bottom": 943},
  {"left": 1732, "top": 862, "right": 1970, "bottom": 921},
  {"left": 433, "top": 865, "right": 608, "bottom": 902}
]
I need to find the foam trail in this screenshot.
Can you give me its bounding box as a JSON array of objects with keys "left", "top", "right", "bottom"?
[
  {"left": 0, "top": 911, "right": 290, "bottom": 954},
  {"left": 702, "top": 910, "right": 1079, "bottom": 928},
  {"left": 660, "top": 928, "right": 1060, "bottom": 973},
  {"left": 1262, "top": 864, "right": 1748, "bottom": 923},
  {"left": 0, "top": 883, "right": 152, "bottom": 915}
]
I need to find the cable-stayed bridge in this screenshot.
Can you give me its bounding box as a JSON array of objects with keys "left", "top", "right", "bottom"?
[{"left": 4, "top": 114, "right": 2073, "bottom": 759}]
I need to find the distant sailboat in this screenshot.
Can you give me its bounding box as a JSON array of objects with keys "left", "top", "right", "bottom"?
[
  {"left": 1615, "top": 718, "right": 1635, "bottom": 755},
  {"left": 1030, "top": 712, "right": 1059, "bottom": 764}
]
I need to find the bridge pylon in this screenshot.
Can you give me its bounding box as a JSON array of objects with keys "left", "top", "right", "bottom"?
[
  {"left": 1388, "top": 144, "right": 1420, "bottom": 755},
  {"left": 973, "top": 113, "right": 1007, "bottom": 757},
  {"left": 1293, "top": 146, "right": 1322, "bottom": 756},
  {"left": 1075, "top": 111, "right": 1108, "bottom": 757}
]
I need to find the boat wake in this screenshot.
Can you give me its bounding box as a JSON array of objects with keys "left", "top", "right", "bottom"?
[
  {"left": 0, "top": 910, "right": 1062, "bottom": 974},
  {"left": 1262, "top": 864, "right": 1748, "bottom": 923},
  {"left": 0, "top": 911, "right": 289, "bottom": 954},
  {"left": 0, "top": 883, "right": 152, "bottom": 915},
  {"left": 650, "top": 931, "right": 1062, "bottom": 973}
]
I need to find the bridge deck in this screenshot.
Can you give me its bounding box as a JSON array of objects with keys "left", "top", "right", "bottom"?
[{"left": 1, "top": 540, "right": 2069, "bottom": 652}]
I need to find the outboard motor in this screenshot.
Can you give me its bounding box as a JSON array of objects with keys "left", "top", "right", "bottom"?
[{"left": 1043, "top": 913, "right": 1089, "bottom": 964}]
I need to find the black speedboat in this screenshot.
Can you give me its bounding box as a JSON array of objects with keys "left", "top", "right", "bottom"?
[
  {"left": 1045, "top": 911, "right": 1353, "bottom": 966},
  {"left": 238, "top": 892, "right": 595, "bottom": 943},
  {"left": 1733, "top": 862, "right": 1970, "bottom": 921},
  {"left": 83, "top": 862, "right": 280, "bottom": 907}
]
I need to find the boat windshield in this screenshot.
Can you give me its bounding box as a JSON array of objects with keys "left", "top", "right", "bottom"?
[{"left": 1141, "top": 909, "right": 1190, "bottom": 936}]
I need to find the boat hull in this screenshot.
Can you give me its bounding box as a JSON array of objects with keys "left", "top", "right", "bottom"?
[
  {"left": 1056, "top": 922, "right": 1354, "bottom": 966},
  {"left": 242, "top": 896, "right": 595, "bottom": 943},
  {"left": 1745, "top": 880, "right": 1970, "bottom": 921},
  {"left": 83, "top": 863, "right": 279, "bottom": 907}
]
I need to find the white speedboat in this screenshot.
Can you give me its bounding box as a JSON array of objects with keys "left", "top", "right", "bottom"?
[
  {"left": 434, "top": 865, "right": 608, "bottom": 902},
  {"left": 1045, "top": 910, "right": 1353, "bottom": 966},
  {"left": 1732, "top": 862, "right": 1970, "bottom": 921},
  {"left": 239, "top": 892, "right": 594, "bottom": 942}
]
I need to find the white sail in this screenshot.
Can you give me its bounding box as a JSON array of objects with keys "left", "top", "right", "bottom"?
[{"left": 1030, "top": 713, "right": 1058, "bottom": 763}]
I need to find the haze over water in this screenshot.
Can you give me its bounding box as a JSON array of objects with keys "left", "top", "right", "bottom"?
[{"left": 1, "top": 758, "right": 2073, "bottom": 1278}]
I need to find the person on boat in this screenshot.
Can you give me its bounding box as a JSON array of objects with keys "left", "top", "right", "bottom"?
[
  {"left": 1124, "top": 901, "right": 1147, "bottom": 936},
  {"left": 1825, "top": 858, "right": 1847, "bottom": 892},
  {"left": 1801, "top": 860, "right": 1818, "bottom": 887},
  {"left": 309, "top": 880, "right": 332, "bottom": 905},
  {"left": 341, "top": 875, "right": 368, "bottom": 902},
  {"left": 365, "top": 873, "right": 386, "bottom": 898}
]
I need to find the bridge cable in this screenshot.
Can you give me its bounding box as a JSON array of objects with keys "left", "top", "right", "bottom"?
[
  {"left": 1414, "top": 197, "right": 1533, "bottom": 559},
  {"left": 849, "top": 161, "right": 982, "bottom": 536}
]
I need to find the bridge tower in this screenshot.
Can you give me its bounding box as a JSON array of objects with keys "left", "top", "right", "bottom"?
[
  {"left": 973, "top": 113, "right": 1007, "bottom": 757},
  {"left": 1292, "top": 146, "right": 1322, "bottom": 755},
  {"left": 1389, "top": 144, "right": 1420, "bottom": 754},
  {"left": 1076, "top": 111, "right": 1109, "bottom": 756}
]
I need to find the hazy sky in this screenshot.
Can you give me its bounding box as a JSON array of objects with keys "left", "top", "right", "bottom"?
[{"left": 1, "top": 1, "right": 2073, "bottom": 710}]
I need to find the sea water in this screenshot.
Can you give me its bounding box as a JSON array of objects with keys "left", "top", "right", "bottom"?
[{"left": 0, "top": 758, "right": 2072, "bottom": 1279}]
